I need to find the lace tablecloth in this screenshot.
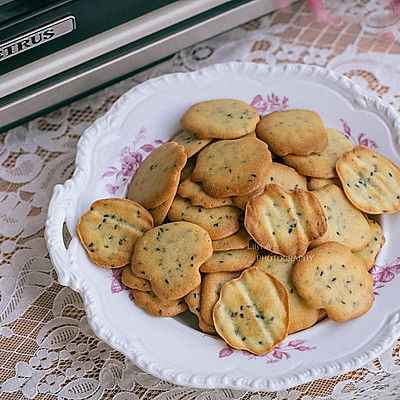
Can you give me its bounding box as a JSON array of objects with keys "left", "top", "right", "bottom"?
[{"left": 2, "top": 2, "right": 400, "bottom": 399}]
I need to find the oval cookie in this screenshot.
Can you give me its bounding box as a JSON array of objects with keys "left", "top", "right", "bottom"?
[
  {"left": 245, "top": 184, "right": 327, "bottom": 257},
  {"left": 292, "top": 243, "right": 374, "bottom": 322},
  {"left": 212, "top": 227, "right": 252, "bottom": 251},
  {"left": 127, "top": 141, "right": 187, "bottom": 209},
  {"left": 181, "top": 99, "right": 260, "bottom": 139},
  {"left": 213, "top": 268, "right": 289, "bottom": 355},
  {"left": 336, "top": 145, "right": 400, "bottom": 214},
  {"left": 256, "top": 109, "right": 328, "bottom": 156},
  {"left": 131, "top": 222, "right": 212, "bottom": 300},
  {"left": 191, "top": 137, "right": 272, "bottom": 197},
  {"left": 77, "top": 198, "right": 154, "bottom": 268}
]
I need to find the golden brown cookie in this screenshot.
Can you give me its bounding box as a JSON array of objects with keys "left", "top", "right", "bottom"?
[
  {"left": 148, "top": 193, "right": 175, "bottom": 226},
  {"left": 310, "top": 184, "right": 371, "bottom": 251},
  {"left": 191, "top": 137, "right": 272, "bottom": 197},
  {"left": 168, "top": 196, "right": 241, "bottom": 240},
  {"left": 127, "top": 142, "right": 187, "bottom": 209},
  {"left": 121, "top": 265, "right": 151, "bottom": 291},
  {"left": 181, "top": 99, "right": 260, "bottom": 139},
  {"left": 256, "top": 109, "right": 328, "bottom": 156},
  {"left": 292, "top": 243, "right": 374, "bottom": 322},
  {"left": 200, "top": 271, "right": 241, "bottom": 326},
  {"left": 283, "top": 128, "right": 354, "bottom": 178},
  {"left": 132, "top": 290, "right": 187, "bottom": 317},
  {"left": 336, "top": 145, "right": 400, "bottom": 214},
  {"left": 200, "top": 249, "right": 258, "bottom": 273},
  {"left": 171, "top": 130, "right": 212, "bottom": 158},
  {"left": 253, "top": 256, "right": 319, "bottom": 334},
  {"left": 244, "top": 184, "right": 327, "bottom": 257},
  {"left": 178, "top": 179, "right": 234, "bottom": 208},
  {"left": 212, "top": 227, "right": 252, "bottom": 251},
  {"left": 180, "top": 157, "right": 196, "bottom": 183},
  {"left": 77, "top": 198, "right": 154, "bottom": 268},
  {"left": 213, "top": 268, "right": 289, "bottom": 355},
  {"left": 131, "top": 222, "right": 212, "bottom": 299},
  {"left": 307, "top": 177, "right": 342, "bottom": 191},
  {"left": 353, "top": 220, "right": 385, "bottom": 270}
]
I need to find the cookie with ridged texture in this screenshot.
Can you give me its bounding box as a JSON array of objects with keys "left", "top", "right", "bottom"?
[
  {"left": 180, "top": 157, "right": 196, "bottom": 183},
  {"left": 308, "top": 177, "right": 342, "bottom": 191},
  {"left": 127, "top": 141, "right": 187, "bottom": 209},
  {"left": 131, "top": 222, "right": 212, "bottom": 300},
  {"left": 121, "top": 265, "right": 151, "bottom": 291},
  {"left": 353, "top": 220, "right": 385, "bottom": 270},
  {"left": 292, "top": 243, "right": 374, "bottom": 322},
  {"left": 310, "top": 184, "right": 371, "bottom": 251},
  {"left": 233, "top": 162, "right": 307, "bottom": 210},
  {"left": 181, "top": 99, "right": 260, "bottom": 139},
  {"left": 213, "top": 268, "right": 289, "bottom": 355},
  {"left": 168, "top": 196, "right": 241, "bottom": 240},
  {"left": 283, "top": 128, "right": 354, "bottom": 178},
  {"left": 253, "top": 256, "right": 319, "bottom": 334},
  {"left": 191, "top": 137, "right": 272, "bottom": 197},
  {"left": 256, "top": 109, "right": 328, "bottom": 156},
  {"left": 200, "top": 271, "right": 241, "bottom": 326},
  {"left": 132, "top": 290, "right": 187, "bottom": 317},
  {"left": 200, "top": 248, "right": 258, "bottom": 273},
  {"left": 178, "top": 179, "right": 234, "bottom": 208},
  {"left": 212, "top": 227, "right": 252, "bottom": 251},
  {"left": 336, "top": 145, "right": 400, "bottom": 214},
  {"left": 77, "top": 198, "right": 154, "bottom": 268},
  {"left": 244, "top": 184, "right": 327, "bottom": 257},
  {"left": 171, "top": 130, "right": 212, "bottom": 158}
]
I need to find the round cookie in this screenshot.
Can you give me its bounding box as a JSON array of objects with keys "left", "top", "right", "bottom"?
[
  {"left": 131, "top": 222, "right": 213, "bottom": 300},
  {"left": 192, "top": 137, "right": 272, "bottom": 197},
  {"left": 127, "top": 141, "right": 187, "bottom": 209},
  {"left": 292, "top": 243, "right": 374, "bottom": 322},
  {"left": 245, "top": 184, "right": 327, "bottom": 258},
  {"left": 171, "top": 130, "right": 212, "bottom": 158},
  {"left": 212, "top": 227, "right": 252, "bottom": 251},
  {"left": 310, "top": 184, "right": 371, "bottom": 251},
  {"left": 283, "top": 128, "right": 354, "bottom": 178},
  {"left": 256, "top": 109, "right": 328, "bottom": 156},
  {"left": 77, "top": 198, "right": 154, "bottom": 268},
  {"left": 181, "top": 99, "right": 260, "bottom": 139},
  {"left": 168, "top": 196, "right": 241, "bottom": 240},
  {"left": 336, "top": 145, "right": 400, "bottom": 214},
  {"left": 213, "top": 268, "right": 289, "bottom": 356},
  {"left": 121, "top": 265, "right": 151, "bottom": 291},
  {"left": 254, "top": 256, "right": 319, "bottom": 334}
]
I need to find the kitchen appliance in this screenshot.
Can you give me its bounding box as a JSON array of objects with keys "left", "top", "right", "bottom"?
[{"left": 0, "top": 0, "right": 283, "bottom": 131}]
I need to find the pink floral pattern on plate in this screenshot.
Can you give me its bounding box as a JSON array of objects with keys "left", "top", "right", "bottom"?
[
  {"left": 219, "top": 339, "right": 316, "bottom": 363},
  {"left": 101, "top": 127, "right": 163, "bottom": 195},
  {"left": 250, "top": 93, "right": 289, "bottom": 116},
  {"left": 370, "top": 258, "right": 400, "bottom": 295},
  {"left": 340, "top": 119, "right": 379, "bottom": 149}
]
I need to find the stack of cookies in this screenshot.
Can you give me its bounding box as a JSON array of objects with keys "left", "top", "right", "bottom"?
[{"left": 77, "top": 99, "right": 400, "bottom": 356}]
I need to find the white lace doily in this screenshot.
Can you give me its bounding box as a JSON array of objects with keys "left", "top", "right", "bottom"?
[{"left": 2, "top": 2, "right": 400, "bottom": 399}]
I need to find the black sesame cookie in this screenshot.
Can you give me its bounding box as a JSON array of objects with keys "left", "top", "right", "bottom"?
[
  {"left": 167, "top": 196, "right": 241, "bottom": 240},
  {"left": 178, "top": 179, "right": 234, "bottom": 208},
  {"left": 132, "top": 290, "right": 187, "bottom": 317},
  {"left": 131, "top": 221, "right": 212, "bottom": 300},
  {"left": 253, "top": 256, "right": 319, "bottom": 334},
  {"left": 310, "top": 184, "right": 371, "bottom": 251},
  {"left": 213, "top": 268, "right": 289, "bottom": 356},
  {"left": 200, "top": 271, "right": 240, "bottom": 326},
  {"left": 181, "top": 99, "right": 260, "bottom": 140},
  {"left": 148, "top": 193, "right": 175, "bottom": 226},
  {"left": 199, "top": 248, "right": 258, "bottom": 273},
  {"left": 77, "top": 198, "right": 154, "bottom": 268},
  {"left": 244, "top": 184, "right": 327, "bottom": 258},
  {"left": 256, "top": 109, "right": 328, "bottom": 156},
  {"left": 171, "top": 130, "right": 212, "bottom": 158},
  {"left": 121, "top": 265, "right": 151, "bottom": 291},
  {"left": 353, "top": 220, "right": 385, "bottom": 270},
  {"left": 191, "top": 137, "right": 272, "bottom": 197},
  {"left": 127, "top": 141, "right": 187, "bottom": 209},
  {"left": 336, "top": 145, "right": 400, "bottom": 214},
  {"left": 292, "top": 243, "right": 374, "bottom": 322},
  {"left": 283, "top": 128, "right": 354, "bottom": 178},
  {"left": 212, "top": 227, "right": 252, "bottom": 251},
  {"left": 307, "top": 177, "right": 342, "bottom": 191}
]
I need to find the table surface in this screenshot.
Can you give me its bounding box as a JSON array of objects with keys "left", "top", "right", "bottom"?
[{"left": 1, "top": 1, "right": 400, "bottom": 399}]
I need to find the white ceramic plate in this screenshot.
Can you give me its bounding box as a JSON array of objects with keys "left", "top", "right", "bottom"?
[{"left": 45, "top": 62, "right": 400, "bottom": 392}]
